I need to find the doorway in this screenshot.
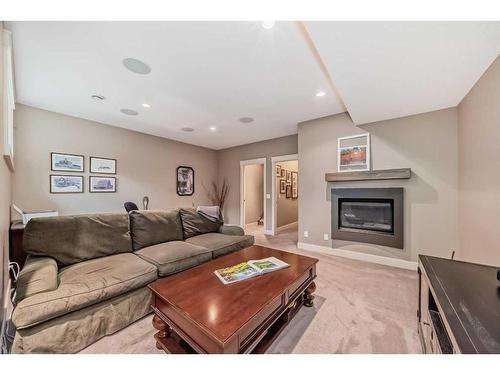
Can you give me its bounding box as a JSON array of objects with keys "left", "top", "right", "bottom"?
[
  {"left": 240, "top": 158, "right": 266, "bottom": 234},
  {"left": 271, "top": 154, "right": 299, "bottom": 236}
]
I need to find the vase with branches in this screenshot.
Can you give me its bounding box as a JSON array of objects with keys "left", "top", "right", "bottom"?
[{"left": 203, "top": 179, "right": 230, "bottom": 220}]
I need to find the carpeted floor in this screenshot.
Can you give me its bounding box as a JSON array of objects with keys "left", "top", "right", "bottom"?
[{"left": 80, "top": 223, "right": 421, "bottom": 354}]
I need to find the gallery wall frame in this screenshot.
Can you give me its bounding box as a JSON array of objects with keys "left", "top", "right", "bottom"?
[
  {"left": 90, "top": 156, "right": 117, "bottom": 174},
  {"left": 51, "top": 152, "right": 85, "bottom": 172},
  {"left": 50, "top": 174, "right": 84, "bottom": 194},
  {"left": 89, "top": 176, "right": 116, "bottom": 193}
]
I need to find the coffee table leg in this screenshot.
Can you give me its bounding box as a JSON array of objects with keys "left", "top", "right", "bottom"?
[
  {"left": 152, "top": 314, "right": 171, "bottom": 349},
  {"left": 303, "top": 281, "right": 316, "bottom": 307}
]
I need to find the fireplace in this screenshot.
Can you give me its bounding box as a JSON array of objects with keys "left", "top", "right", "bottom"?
[{"left": 331, "top": 188, "right": 403, "bottom": 249}]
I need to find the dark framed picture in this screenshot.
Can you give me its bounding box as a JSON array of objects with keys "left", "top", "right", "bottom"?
[
  {"left": 90, "top": 157, "right": 117, "bottom": 174},
  {"left": 291, "top": 172, "right": 298, "bottom": 199},
  {"left": 286, "top": 170, "right": 291, "bottom": 183},
  {"left": 281, "top": 168, "right": 285, "bottom": 177},
  {"left": 286, "top": 184, "right": 292, "bottom": 199},
  {"left": 276, "top": 164, "right": 281, "bottom": 176},
  {"left": 51, "top": 152, "right": 84, "bottom": 172},
  {"left": 279, "top": 179, "right": 286, "bottom": 194},
  {"left": 89, "top": 176, "right": 116, "bottom": 193},
  {"left": 177, "top": 166, "right": 194, "bottom": 196},
  {"left": 50, "top": 175, "right": 84, "bottom": 193}
]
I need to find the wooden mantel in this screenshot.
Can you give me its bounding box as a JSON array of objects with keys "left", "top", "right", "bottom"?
[{"left": 325, "top": 168, "right": 411, "bottom": 182}]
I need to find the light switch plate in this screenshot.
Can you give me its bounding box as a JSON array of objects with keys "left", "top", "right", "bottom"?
[
  {"left": 266, "top": 194, "right": 271, "bottom": 199},
  {"left": 304, "top": 231, "right": 309, "bottom": 238},
  {"left": 323, "top": 233, "right": 329, "bottom": 241}
]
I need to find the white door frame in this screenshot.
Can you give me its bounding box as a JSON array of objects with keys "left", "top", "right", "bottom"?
[
  {"left": 240, "top": 158, "right": 267, "bottom": 228},
  {"left": 271, "top": 154, "right": 298, "bottom": 235}
]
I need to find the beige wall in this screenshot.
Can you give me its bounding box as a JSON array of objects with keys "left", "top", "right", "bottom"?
[
  {"left": 0, "top": 23, "right": 13, "bottom": 328},
  {"left": 12, "top": 104, "right": 218, "bottom": 215},
  {"left": 458, "top": 56, "right": 500, "bottom": 266},
  {"left": 244, "top": 164, "right": 264, "bottom": 224},
  {"left": 298, "top": 108, "right": 458, "bottom": 262},
  {"left": 276, "top": 159, "right": 298, "bottom": 227},
  {"left": 217, "top": 135, "right": 298, "bottom": 229}
]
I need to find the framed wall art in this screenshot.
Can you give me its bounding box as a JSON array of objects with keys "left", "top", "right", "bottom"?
[
  {"left": 279, "top": 179, "right": 286, "bottom": 194},
  {"left": 90, "top": 157, "right": 117, "bottom": 174},
  {"left": 89, "top": 176, "right": 116, "bottom": 193},
  {"left": 51, "top": 152, "right": 84, "bottom": 172},
  {"left": 177, "top": 166, "right": 194, "bottom": 196},
  {"left": 291, "top": 171, "right": 298, "bottom": 199},
  {"left": 337, "top": 133, "right": 370, "bottom": 172},
  {"left": 50, "top": 175, "right": 84, "bottom": 193},
  {"left": 286, "top": 170, "right": 291, "bottom": 183},
  {"left": 285, "top": 184, "right": 292, "bottom": 199},
  {"left": 276, "top": 164, "right": 281, "bottom": 177}
]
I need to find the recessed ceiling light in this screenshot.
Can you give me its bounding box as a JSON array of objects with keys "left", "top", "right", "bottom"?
[
  {"left": 316, "top": 91, "right": 326, "bottom": 97},
  {"left": 239, "top": 117, "right": 254, "bottom": 123},
  {"left": 142, "top": 103, "right": 151, "bottom": 108},
  {"left": 261, "top": 21, "right": 275, "bottom": 29},
  {"left": 209, "top": 126, "right": 217, "bottom": 131},
  {"left": 181, "top": 127, "right": 195, "bottom": 132},
  {"left": 122, "top": 58, "right": 151, "bottom": 75},
  {"left": 120, "top": 108, "right": 138, "bottom": 116},
  {"left": 91, "top": 94, "right": 105, "bottom": 101}
]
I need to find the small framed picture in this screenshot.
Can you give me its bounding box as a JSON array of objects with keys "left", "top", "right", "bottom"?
[
  {"left": 286, "top": 184, "right": 292, "bottom": 199},
  {"left": 90, "top": 157, "right": 117, "bottom": 174},
  {"left": 89, "top": 176, "right": 116, "bottom": 193},
  {"left": 177, "top": 166, "right": 194, "bottom": 196},
  {"left": 280, "top": 168, "right": 285, "bottom": 177},
  {"left": 291, "top": 172, "right": 298, "bottom": 199},
  {"left": 276, "top": 164, "right": 281, "bottom": 177},
  {"left": 51, "top": 152, "right": 84, "bottom": 172},
  {"left": 337, "top": 133, "right": 370, "bottom": 172},
  {"left": 50, "top": 175, "right": 84, "bottom": 193},
  {"left": 286, "top": 170, "right": 291, "bottom": 183},
  {"left": 279, "top": 179, "right": 286, "bottom": 194}
]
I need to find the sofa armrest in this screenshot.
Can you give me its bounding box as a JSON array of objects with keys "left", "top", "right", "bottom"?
[
  {"left": 218, "top": 224, "right": 245, "bottom": 236},
  {"left": 14, "top": 256, "right": 59, "bottom": 303}
]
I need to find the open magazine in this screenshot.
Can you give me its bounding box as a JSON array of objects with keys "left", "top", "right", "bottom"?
[{"left": 214, "top": 257, "right": 289, "bottom": 285}]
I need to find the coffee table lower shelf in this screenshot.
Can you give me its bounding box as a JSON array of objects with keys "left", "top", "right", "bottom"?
[{"left": 152, "top": 281, "right": 317, "bottom": 354}]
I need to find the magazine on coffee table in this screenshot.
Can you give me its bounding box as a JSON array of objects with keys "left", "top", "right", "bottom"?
[{"left": 214, "top": 257, "right": 289, "bottom": 285}]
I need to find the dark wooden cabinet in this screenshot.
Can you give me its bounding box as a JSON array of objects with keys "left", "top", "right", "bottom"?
[
  {"left": 418, "top": 255, "right": 500, "bottom": 354},
  {"left": 9, "top": 221, "right": 26, "bottom": 269}
]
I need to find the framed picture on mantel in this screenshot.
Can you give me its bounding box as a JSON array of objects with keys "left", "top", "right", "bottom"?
[{"left": 337, "top": 133, "right": 370, "bottom": 172}]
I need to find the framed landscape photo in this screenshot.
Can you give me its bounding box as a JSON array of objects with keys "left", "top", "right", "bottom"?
[
  {"left": 89, "top": 176, "right": 116, "bottom": 193},
  {"left": 291, "top": 172, "right": 298, "bottom": 199},
  {"left": 90, "top": 157, "right": 116, "bottom": 174},
  {"left": 50, "top": 175, "right": 84, "bottom": 193},
  {"left": 177, "top": 166, "right": 194, "bottom": 196},
  {"left": 279, "top": 179, "right": 286, "bottom": 194},
  {"left": 51, "top": 152, "right": 84, "bottom": 172},
  {"left": 337, "top": 133, "right": 370, "bottom": 172}
]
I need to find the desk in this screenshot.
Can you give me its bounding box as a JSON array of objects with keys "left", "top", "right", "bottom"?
[{"left": 418, "top": 255, "right": 500, "bottom": 353}]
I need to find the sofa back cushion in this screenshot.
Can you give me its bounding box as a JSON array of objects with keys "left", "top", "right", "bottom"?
[
  {"left": 129, "top": 209, "right": 183, "bottom": 250},
  {"left": 23, "top": 213, "right": 131, "bottom": 267},
  {"left": 179, "top": 208, "right": 222, "bottom": 239}
]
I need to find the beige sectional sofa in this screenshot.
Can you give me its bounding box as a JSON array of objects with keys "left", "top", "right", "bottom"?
[{"left": 11, "top": 208, "right": 254, "bottom": 353}]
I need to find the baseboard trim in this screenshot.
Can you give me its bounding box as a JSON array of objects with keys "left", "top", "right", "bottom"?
[
  {"left": 277, "top": 221, "right": 298, "bottom": 232},
  {"left": 264, "top": 230, "right": 273, "bottom": 235},
  {"left": 297, "top": 242, "right": 418, "bottom": 271}
]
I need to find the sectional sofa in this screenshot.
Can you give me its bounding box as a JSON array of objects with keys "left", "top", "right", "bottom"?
[{"left": 11, "top": 208, "right": 254, "bottom": 353}]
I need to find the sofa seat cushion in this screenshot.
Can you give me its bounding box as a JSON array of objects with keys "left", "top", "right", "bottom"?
[
  {"left": 135, "top": 241, "right": 212, "bottom": 277},
  {"left": 185, "top": 233, "right": 254, "bottom": 258},
  {"left": 12, "top": 253, "right": 157, "bottom": 329}
]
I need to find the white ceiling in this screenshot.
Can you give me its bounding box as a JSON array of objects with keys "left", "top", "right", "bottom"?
[
  {"left": 305, "top": 21, "right": 500, "bottom": 125},
  {"left": 6, "top": 21, "right": 344, "bottom": 150},
  {"left": 7, "top": 22, "right": 500, "bottom": 149}
]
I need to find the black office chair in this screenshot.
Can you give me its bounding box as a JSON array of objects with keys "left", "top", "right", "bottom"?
[{"left": 124, "top": 201, "right": 138, "bottom": 213}]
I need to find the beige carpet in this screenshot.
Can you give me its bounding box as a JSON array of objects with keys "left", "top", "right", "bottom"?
[{"left": 80, "top": 223, "right": 421, "bottom": 354}]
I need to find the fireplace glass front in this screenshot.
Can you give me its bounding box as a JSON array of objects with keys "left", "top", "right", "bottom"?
[{"left": 338, "top": 198, "right": 394, "bottom": 234}]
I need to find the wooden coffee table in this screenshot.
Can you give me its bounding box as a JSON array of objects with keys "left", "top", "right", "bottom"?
[{"left": 149, "top": 245, "right": 318, "bottom": 354}]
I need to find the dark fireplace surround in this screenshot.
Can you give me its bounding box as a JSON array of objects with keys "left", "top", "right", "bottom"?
[{"left": 331, "top": 188, "right": 404, "bottom": 249}]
